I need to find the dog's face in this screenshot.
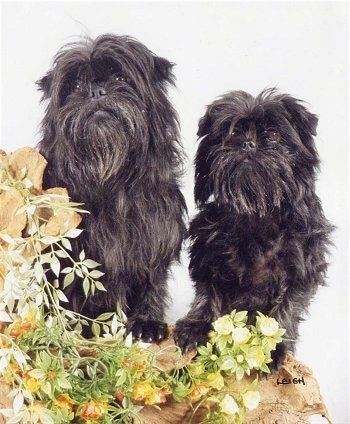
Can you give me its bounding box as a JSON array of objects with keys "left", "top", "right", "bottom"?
[
  {"left": 195, "top": 89, "right": 319, "bottom": 216},
  {"left": 37, "top": 34, "right": 176, "bottom": 181}
]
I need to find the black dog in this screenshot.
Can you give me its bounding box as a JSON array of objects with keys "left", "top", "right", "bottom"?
[
  {"left": 174, "top": 88, "right": 332, "bottom": 369},
  {"left": 37, "top": 34, "right": 186, "bottom": 343}
]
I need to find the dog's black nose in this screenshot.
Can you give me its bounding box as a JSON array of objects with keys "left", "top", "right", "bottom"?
[
  {"left": 242, "top": 140, "right": 256, "bottom": 151},
  {"left": 90, "top": 86, "right": 107, "bottom": 100}
]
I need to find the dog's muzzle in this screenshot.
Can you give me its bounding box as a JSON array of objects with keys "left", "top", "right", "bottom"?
[
  {"left": 242, "top": 140, "right": 256, "bottom": 151},
  {"left": 90, "top": 84, "right": 107, "bottom": 100}
]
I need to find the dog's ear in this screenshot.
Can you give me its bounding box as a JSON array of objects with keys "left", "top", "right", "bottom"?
[
  {"left": 195, "top": 109, "right": 215, "bottom": 205},
  {"left": 153, "top": 56, "right": 175, "bottom": 84},
  {"left": 281, "top": 96, "right": 318, "bottom": 140},
  {"left": 36, "top": 71, "right": 53, "bottom": 100},
  {"left": 197, "top": 110, "right": 212, "bottom": 138}
]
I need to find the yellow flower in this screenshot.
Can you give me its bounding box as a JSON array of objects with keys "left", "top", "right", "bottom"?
[
  {"left": 232, "top": 326, "right": 251, "bottom": 344},
  {"left": 189, "top": 383, "right": 211, "bottom": 402},
  {"left": 8, "top": 320, "right": 23, "bottom": 339},
  {"left": 54, "top": 394, "right": 75, "bottom": 415},
  {"left": 78, "top": 400, "right": 108, "bottom": 420},
  {"left": 242, "top": 390, "right": 260, "bottom": 410},
  {"left": 213, "top": 315, "right": 234, "bottom": 335},
  {"left": 207, "top": 372, "right": 225, "bottom": 390},
  {"left": 3, "top": 362, "right": 22, "bottom": 384},
  {"left": 146, "top": 386, "right": 170, "bottom": 405},
  {"left": 189, "top": 363, "right": 206, "bottom": 376},
  {"left": 23, "top": 369, "right": 42, "bottom": 392},
  {"left": 132, "top": 380, "right": 155, "bottom": 402},
  {"left": 245, "top": 347, "right": 265, "bottom": 368},
  {"left": 259, "top": 316, "right": 279, "bottom": 336},
  {"left": 0, "top": 334, "right": 10, "bottom": 348},
  {"left": 220, "top": 394, "right": 239, "bottom": 415}
]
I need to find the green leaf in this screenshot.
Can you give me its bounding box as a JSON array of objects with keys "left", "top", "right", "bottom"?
[
  {"left": 83, "top": 278, "right": 90, "bottom": 297},
  {"left": 64, "top": 228, "right": 83, "bottom": 239},
  {"left": 60, "top": 238, "right": 72, "bottom": 251},
  {"left": 76, "top": 268, "right": 84, "bottom": 279},
  {"left": 83, "top": 259, "right": 101, "bottom": 269},
  {"left": 63, "top": 272, "right": 75, "bottom": 288},
  {"left": 50, "top": 260, "right": 61, "bottom": 278},
  {"left": 28, "top": 369, "right": 45, "bottom": 379},
  {"left": 260, "top": 363, "right": 270, "bottom": 374},
  {"left": 276, "top": 328, "right": 286, "bottom": 338},
  {"left": 55, "top": 249, "right": 69, "bottom": 258},
  {"left": 79, "top": 250, "right": 86, "bottom": 261},
  {"left": 37, "top": 410, "right": 55, "bottom": 424},
  {"left": 216, "top": 335, "right": 229, "bottom": 352},
  {"left": 172, "top": 381, "right": 191, "bottom": 401},
  {"left": 58, "top": 377, "right": 72, "bottom": 390},
  {"left": 39, "top": 350, "right": 52, "bottom": 367},
  {"left": 41, "top": 236, "right": 60, "bottom": 245},
  {"left": 34, "top": 261, "right": 44, "bottom": 282},
  {"left": 90, "top": 270, "right": 104, "bottom": 279},
  {"left": 236, "top": 366, "right": 245, "bottom": 381},
  {"left": 56, "top": 290, "right": 68, "bottom": 303},
  {"left": 96, "top": 312, "right": 115, "bottom": 321},
  {"left": 94, "top": 281, "right": 107, "bottom": 292},
  {"left": 220, "top": 356, "right": 237, "bottom": 371},
  {"left": 197, "top": 344, "right": 212, "bottom": 356},
  {"left": 115, "top": 369, "right": 128, "bottom": 386},
  {"left": 41, "top": 381, "right": 52, "bottom": 397},
  {"left": 35, "top": 292, "right": 44, "bottom": 307},
  {"left": 91, "top": 322, "right": 100, "bottom": 337},
  {"left": 233, "top": 310, "right": 248, "bottom": 323}
]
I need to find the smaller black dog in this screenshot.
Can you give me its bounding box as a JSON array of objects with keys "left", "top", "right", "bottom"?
[{"left": 174, "top": 88, "right": 333, "bottom": 369}]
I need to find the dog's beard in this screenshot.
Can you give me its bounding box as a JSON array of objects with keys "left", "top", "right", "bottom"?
[
  {"left": 209, "top": 146, "right": 298, "bottom": 216},
  {"left": 56, "top": 90, "right": 148, "bottom": 183}
]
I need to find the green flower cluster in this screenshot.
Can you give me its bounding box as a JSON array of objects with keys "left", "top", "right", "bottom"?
[
  {"left": 200, "top": 310, "right": 286, "bottom": 379},
  {"left": 0, "top": 160, "right": 286, "bottom": 424}
]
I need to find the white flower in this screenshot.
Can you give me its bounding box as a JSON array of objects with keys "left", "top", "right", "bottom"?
[
  {"left": 220, "top": 394, "right": 239, "bottom": 415},
  {"left": 245, "top": 347, "right": 265, "bottom": 368},
  {"left": 213, "top": 315, "right": 234, "bottom": 335},
  {"left": 259, "top": 316, "right": 279, "bottom": 336},
  {"left": 242, "top": 390, "right": 261, "bottom": 410},
  {"left": 236, "top": 354, "right": 244, "bottom": 363},
  {"left": 232, "top": 326, "right": 251, "bottom": 344}
]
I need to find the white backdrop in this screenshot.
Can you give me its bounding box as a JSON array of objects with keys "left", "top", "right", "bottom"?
[{"left": 1, "top": 1, "right": 348, "bottom": 422}]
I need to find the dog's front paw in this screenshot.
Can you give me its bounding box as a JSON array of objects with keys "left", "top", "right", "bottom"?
[
  {"left": 173, "top": 319, "right": 212, "bottom": 353},
  {"left": 128, "top": 319, "right": 169, "bottom": 344}
]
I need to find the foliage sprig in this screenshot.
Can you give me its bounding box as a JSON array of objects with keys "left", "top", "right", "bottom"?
[{"left": 0, "top": 160, "right": 285, "bottom": 423}]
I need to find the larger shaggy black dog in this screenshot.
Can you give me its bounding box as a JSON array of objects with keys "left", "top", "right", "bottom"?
[
  {"left": 174, "top": 88, "right": 332, "bottom": 369},
  {"left": 37, "top": 34, "right": 186, "bottom": 343}
]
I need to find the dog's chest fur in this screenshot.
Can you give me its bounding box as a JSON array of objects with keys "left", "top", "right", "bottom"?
[
  {"left": 233, "top": 212, "right": 287, "bottom": 283},
  {"left": 190, "top": 203, "right": 289, "bottom": 293}
]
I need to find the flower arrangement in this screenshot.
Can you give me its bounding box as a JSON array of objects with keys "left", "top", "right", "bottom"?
[{"left": 0, "top": 150, "right": 286, "bottom": 424}]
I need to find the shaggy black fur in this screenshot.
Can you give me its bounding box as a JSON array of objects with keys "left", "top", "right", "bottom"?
[
  {"left": 174, "top": 88, "right": 333, "bottom": 369},
  {"left": 37, "top": 34, "right": 187, "bottom": 343}
]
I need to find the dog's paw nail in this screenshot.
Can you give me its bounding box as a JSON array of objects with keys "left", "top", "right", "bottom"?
[{"left": 129, "top": 319, "right": 168, "bottom": 344}]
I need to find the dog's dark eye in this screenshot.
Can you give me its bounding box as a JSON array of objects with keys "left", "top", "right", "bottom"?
[
  {"left": 114, "top": 75, "right": 126, "bottom": 82},
  {"left": 264, "top": 129, "right": 280, "bottom": 142},
  {"left": 73, "top": 80, "right": 82, "bottom": 92},
  {"left": 231, "top": 129, "right": 241, "bottom": 137}
]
